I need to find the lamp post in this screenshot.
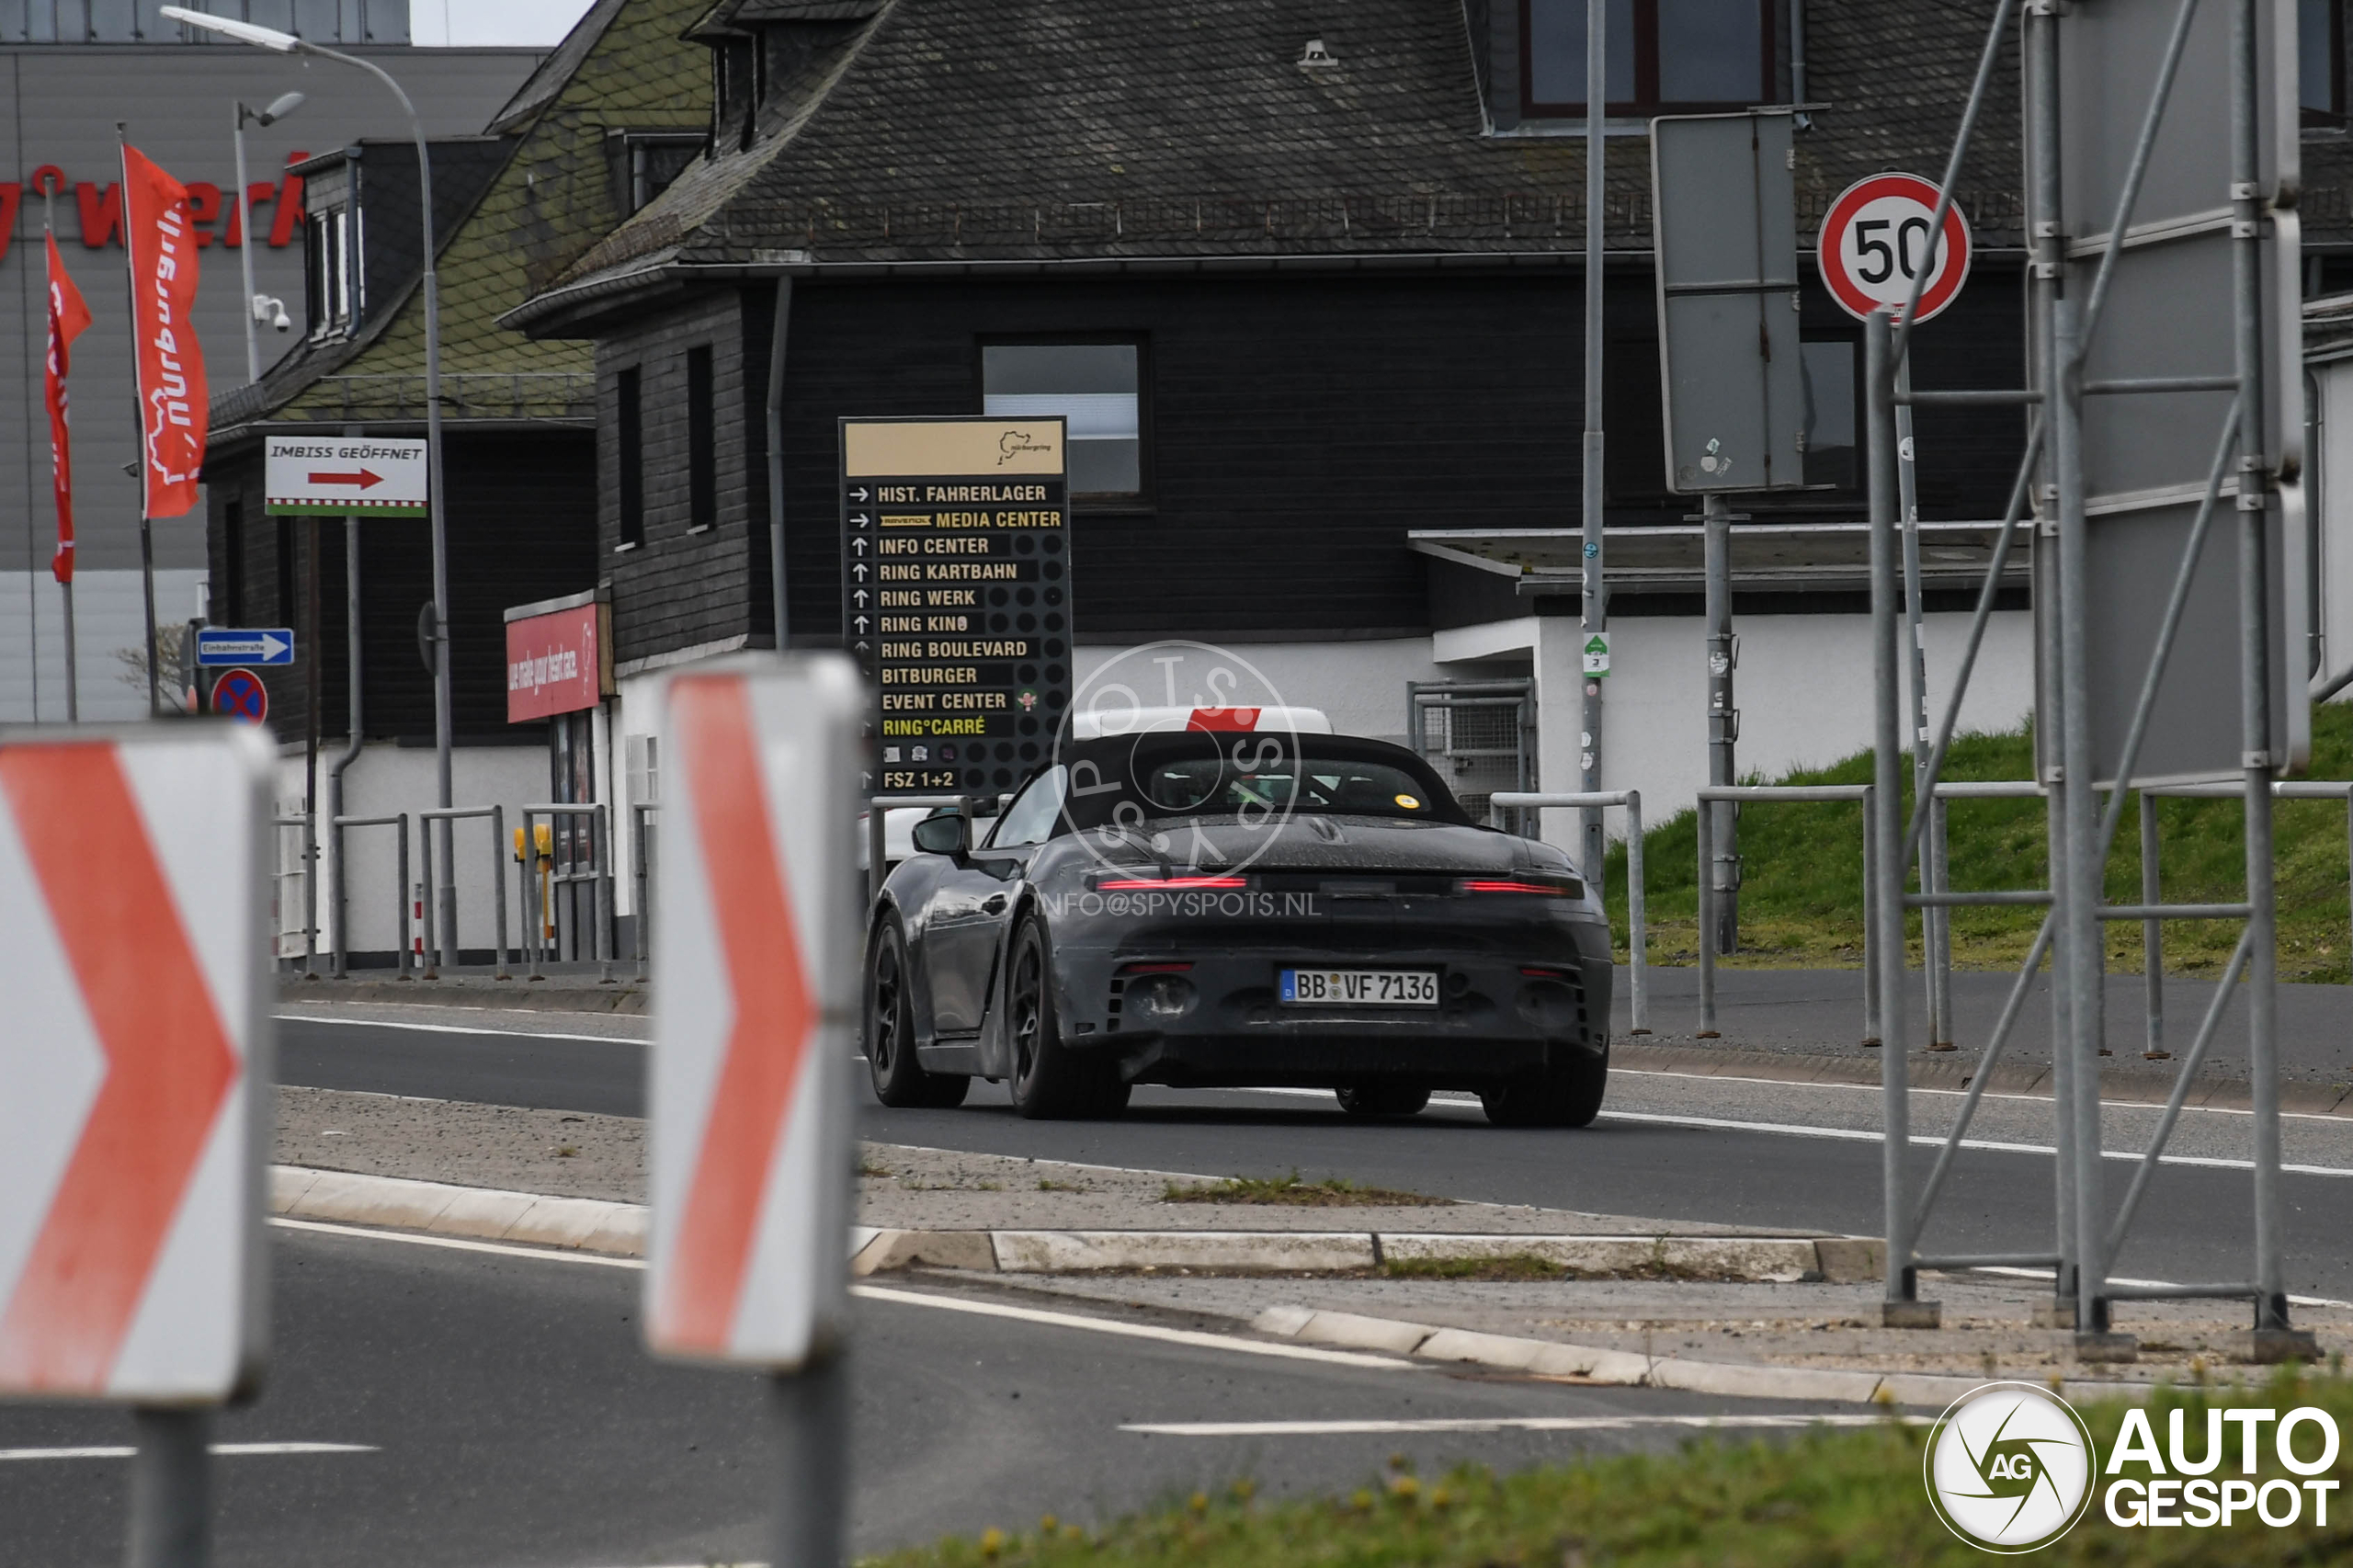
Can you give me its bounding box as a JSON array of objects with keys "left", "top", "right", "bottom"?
[
  {"left": 233, "top": 89, "right": 304, "bottom": 383},
  {"left": 167, "top": 7, "right": 458, "bottom": 955}
]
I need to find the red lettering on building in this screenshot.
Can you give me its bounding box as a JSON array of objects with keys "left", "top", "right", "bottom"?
[{"left": 74, "top": 182, "right": 119, "bottom": 249}]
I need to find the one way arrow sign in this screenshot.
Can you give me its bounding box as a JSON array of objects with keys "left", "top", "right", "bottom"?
[
  {"left": 195, "top": 628, "right": 297, "bottom": 667},
  {"left": 0, "top": 724, "right": 272, "bottom": 1400}
]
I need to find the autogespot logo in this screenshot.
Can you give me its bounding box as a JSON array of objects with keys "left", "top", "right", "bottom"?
[{"left": 1924, "top": 1382, "right": 2097, "bottom": 1552}]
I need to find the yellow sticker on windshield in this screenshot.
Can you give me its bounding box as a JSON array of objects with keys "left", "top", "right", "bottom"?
[{"left": 1394, "top": 793, "right": 1422, "bottom": 810}]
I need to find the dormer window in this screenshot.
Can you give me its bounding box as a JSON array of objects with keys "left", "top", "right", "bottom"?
[
  {"left": 714, "top": 35, "right": 760, "bottom": 150},
  {"left": 304, "top": 205, "right": 355, "bottom": 339},
  {"left": 612, "top": 131, "right": 705, "bottom": 216},
  {"left": 1522, "top": 0, "right": 1770, "bottom": 118}
]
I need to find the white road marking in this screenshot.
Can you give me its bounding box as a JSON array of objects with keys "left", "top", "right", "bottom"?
[
  {"left": 1611, "top": 1066, "right": 2348, "bottom": 1124},
  {"left": 1121, "top": 1414, "right": 1918, "bottom": 1437},
  {"left": 1595, "top": 1108, "right": 2353, "bottom": 1177},
  {"left": 0, "top": 1443, "right": 376, "bottom": 1461},
  {"left": 274, "top": 1013, "right": 634, "bottom": 1046},
  {"left": 850, "top": 1283, "right": 1417, "bottom": 1370},
  {"left": 1961, "top": 1264, "right": 2353, "bottom": 1312},
  {"left": 268, "top": 1217, "right": 646, "bottom": 1268}
]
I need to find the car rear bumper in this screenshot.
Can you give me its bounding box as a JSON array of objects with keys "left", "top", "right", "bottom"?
[{"left": 1049, "top": 923, "right": 1614, "bottom": 1091}]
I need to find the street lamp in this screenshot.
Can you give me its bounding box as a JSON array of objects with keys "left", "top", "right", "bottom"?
[
  {"left": 233, "top": 88, "right": 304, "bottom": 382},
  {"left": 165, "top": 6, "right": 459, "bottom": 952}
]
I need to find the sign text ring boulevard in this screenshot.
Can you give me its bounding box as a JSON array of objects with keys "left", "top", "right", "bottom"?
[
  {"left": 265, "top": 435, "right": 429, "bottom": 518},
  {"left": 841, "top": 417, "right": 1072, "bottom": 797}
]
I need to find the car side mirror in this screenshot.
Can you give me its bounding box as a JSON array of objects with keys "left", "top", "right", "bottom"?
[{"left": 910, "top": 811, "right": 969, "bottom": 858}]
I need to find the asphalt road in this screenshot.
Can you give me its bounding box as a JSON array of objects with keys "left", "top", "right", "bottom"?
[
  {"left": 0, "top": 1221, "right": 1849, "bottom": 1568},
  {"left": 276, "top": 1010, "right": 2353, "bottom": 1302}
]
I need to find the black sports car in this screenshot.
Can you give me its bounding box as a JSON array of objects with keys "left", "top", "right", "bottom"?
[{"left": 862, "top": 728, "right": 1612, "bottom": 1125}]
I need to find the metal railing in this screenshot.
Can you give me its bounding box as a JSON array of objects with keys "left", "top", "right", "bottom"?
[
  {"left": 631, "top": 802, "right": 659, "bottom": 983},
  {"left": 517, "top": 803, "right": 614, "bottom": 983},
  {"left": 418, "top": 805, "right": 510, "bottom": 981},
  {"left": 1695, "top": 786, "right": 1876, "bottom": 1042},
  {"left": 272, "top": 812, "right": 316, "bottom": 973},
  {"left": 1488, "top": 790, "right": 1646, "bottom": 1034},
  {"left": 329, "top": 814, "right": 410, "bottom": 980}
]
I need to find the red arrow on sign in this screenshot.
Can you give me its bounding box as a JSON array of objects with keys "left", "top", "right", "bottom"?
[
  {"left": 0, "top": 744, "right": 239, "bottom": 1392},
  {"left": 307, "top": 469, "right": 384, "bottom": 489},
  {"left": 660, "top": 678, "right": 818, "bottom": 1353}
]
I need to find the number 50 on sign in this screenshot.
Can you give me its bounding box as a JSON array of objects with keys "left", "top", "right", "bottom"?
[{"left": 1817, "top": 173, "right": 1972, "bottom": 325}]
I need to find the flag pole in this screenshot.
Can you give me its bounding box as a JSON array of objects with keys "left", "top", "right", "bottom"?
[
  {"left": 41, "top": 181, "right": 78, "bottom": 723},
  {"left": 119, "top": 123, "right": 162, "bottom": 718}
]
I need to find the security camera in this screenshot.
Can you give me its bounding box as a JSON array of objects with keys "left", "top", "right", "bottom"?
[
  {"left": 272, "top": 301, "right": 291, "bottom": 333},
  {"left": 253, "top": 293, "right": 290, "bottom": 331}
]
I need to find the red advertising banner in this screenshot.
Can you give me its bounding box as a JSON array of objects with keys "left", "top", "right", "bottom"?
[
  {"left": 43, "top": 233, "right": 91, "bottom": 585},
  {"left": 121, "top": 144, "right": 207, "bottom": 520},
  {"left": 506, "top": 602, "right": 606, "bottom": 723}
]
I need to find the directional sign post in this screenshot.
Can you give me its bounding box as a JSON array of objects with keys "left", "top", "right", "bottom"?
[
  {"left": 0, "top": 723, "right": 274, "bottom": 1567},
  {"left": 650, "top": 654, "right": 861, "bottom": 1568},
  {"left": 264, "top": 436, "right": 430, "bottom": 517},
  {"left": 194, "top": 628, "right": 296, "bottom": 666},
  {"left": 840, "top": 417, "right": 1072, "bottom": 799}
]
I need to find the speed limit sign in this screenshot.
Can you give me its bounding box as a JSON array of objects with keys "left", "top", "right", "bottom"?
[{"left": 1817, "top": 173, "right": 1972, "bottom": 324}]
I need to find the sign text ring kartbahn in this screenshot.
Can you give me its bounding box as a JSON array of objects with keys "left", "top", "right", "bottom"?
[{"left": 840, "top": 417, "right": 1072, "bottom": 798}]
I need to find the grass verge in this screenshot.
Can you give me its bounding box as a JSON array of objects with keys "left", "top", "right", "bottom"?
[
  {"left": 871, "top": 1370, "right": 2353, "bottom": 1566},
  {"left": 1162, "top": 1171, "right": 1452, "bottom": 1208},
  {"left": 1596, "top": 706, "right": 2353, "bottom": 981}
]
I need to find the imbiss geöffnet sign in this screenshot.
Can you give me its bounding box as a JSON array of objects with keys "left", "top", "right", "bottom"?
[{"left": 840, "top": 417, "right": 1071, "bottom": 797}]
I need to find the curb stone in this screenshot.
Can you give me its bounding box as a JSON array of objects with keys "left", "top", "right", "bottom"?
[
  {"left": 267, "top": 1167, "right": 1877, "bottom": 1283},
  {"left": 1255, "top": 1306, "right": 2148, "bottom": 1407}
]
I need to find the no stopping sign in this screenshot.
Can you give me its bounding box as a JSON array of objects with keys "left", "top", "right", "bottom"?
[{"left": 1817, "top": 173, "right": 1972, "bottom": 324}]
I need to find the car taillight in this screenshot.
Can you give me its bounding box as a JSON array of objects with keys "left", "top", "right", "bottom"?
[
  {"left": 1096, "top": 876, "right": 1248, "bottom": 890},
  {"left": 1119, "top": 961, "right": 1195, "bottom": 974},
  {"left": 1461, "top": 879, "right": 1580, "bottom": 896}
]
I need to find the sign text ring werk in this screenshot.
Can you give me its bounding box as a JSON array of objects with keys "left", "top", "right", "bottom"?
[
  {"left": 840, "top": 417, "right": 1072, "bottom": 797},
  {"left": 265, "top": 435, "right": 428, "bottom": 518}
]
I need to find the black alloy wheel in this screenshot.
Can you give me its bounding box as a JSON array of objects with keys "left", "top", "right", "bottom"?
[
  {"left": 1480, "top": 1041, "right": 1608, "bottom": 1129},
  {"left": 1006, "top": 916, "right": 1128, "bottom": 1119},
  {"left": 1335, "top": 1082, "right": 1432, "bottom": 1118},
  {"left": 865, "top": 917, "right": 969, "bottom": 1108}
]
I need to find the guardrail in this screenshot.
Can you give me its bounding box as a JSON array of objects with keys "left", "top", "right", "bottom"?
[
  {"left": 328, "top": 814, "right": 410, "bottom": 980},
  {"left": 1695, "top": 786, "right": 1876, "bottom": 1041},
  {"left": 418, "top": 805, "right": 510, "bottom": 981},
  {"left": 1487, "top": 790, "right": 1647, "bottom": 1034}
]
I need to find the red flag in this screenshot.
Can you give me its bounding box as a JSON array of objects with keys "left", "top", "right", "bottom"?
[
  {"left": 121, "top": 145, "right": 208, "bottom": 520},
  {"left": 43, "top": 233, "right": 91, "bottom": 585}
]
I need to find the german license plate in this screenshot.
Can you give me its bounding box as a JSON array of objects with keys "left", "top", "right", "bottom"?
[{"left": 1279, "top": 969, "right": 1438, "bottom": 1006}]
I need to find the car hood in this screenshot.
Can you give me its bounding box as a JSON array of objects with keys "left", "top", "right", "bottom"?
[{"left": 1098, "top": 814, "right": 1550, "bottom": 877}]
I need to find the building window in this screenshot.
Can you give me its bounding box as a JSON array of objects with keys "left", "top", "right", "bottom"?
[
  {"left": 1800, "top": 339, "right": 1857, "bottom": 491},
  {"left": 304, "top": 207, "right": 354, "bottom": 337},
  {"left": 612, "top": 131, "right": 704, "bottom": 216},
  {"left": 222, "top": 499, "right": 245, "bottom": 626},
  {"left": 982, "top": 342, "right": 1145, "bottom": 500},
  {"left": 1523, "top": 0, "right": 1770, "bottom": 117},
  {"left": 2304, "top": 0, "right": 2345, "bottom": 125},
  {"left": 686, "top": 345, "right": 717, "bottom": 530},
  {"left": 617, "top": 366, "right": 644, "bottom": 549},
  {"left": 275, "top": 516, "right": 299, "bottom": 622}
]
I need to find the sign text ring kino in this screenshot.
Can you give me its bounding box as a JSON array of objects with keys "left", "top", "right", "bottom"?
[
  {"left": 264, "top": 435, "right": 430, "bottom": 517},
  {"left": 840, "top": 417, "right": 1072, "bottom": 797}
]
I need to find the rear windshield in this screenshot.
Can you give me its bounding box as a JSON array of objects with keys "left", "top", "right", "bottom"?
[
  {"left": 1143, "top": 756, "right": 1444, "bottom": 821},
  {"left": 1057, "top": 733, "right": 1470, "bottom": 831}
]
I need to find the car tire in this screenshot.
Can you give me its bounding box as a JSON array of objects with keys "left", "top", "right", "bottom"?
[
  {"left": 1480, "top": 1041, "right": 1608, "bottom": 1129},
  {"left": 1335, "top": 1083, "right": 1431, "bottom": 1118},
  {"left": 1006, "top": 916, "right": 1123, "bottom": 1119},
  {"left": 865, "top": 916, "right": 971, "bottom": 1108}
]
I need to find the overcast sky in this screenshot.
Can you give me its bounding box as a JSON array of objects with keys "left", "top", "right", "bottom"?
[{"left": 411, "top": 0, "right": 601, "bottom": 47}]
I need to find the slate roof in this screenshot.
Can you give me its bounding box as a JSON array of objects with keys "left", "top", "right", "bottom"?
[
  {"left": 209, "top": 0, "right": 713, "bottom": 441},
  {"left": 507, "top": 0, "right": 2072, "bottom": 333}
]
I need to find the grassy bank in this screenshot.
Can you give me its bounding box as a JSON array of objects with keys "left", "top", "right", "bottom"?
[
  {"left": 1591, "top": 704, "right": 2353, "bottom": 981},
  {"left": 873, "top": 1373, "right": 2353, "bottom": 1567}
]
